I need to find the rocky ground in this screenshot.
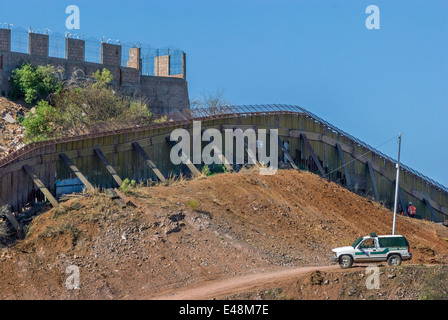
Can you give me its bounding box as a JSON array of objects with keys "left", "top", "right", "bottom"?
[
  {"left": 0, "top": 170, "right": 447, "bottom": 299},
  {"left": 0, "top": 97, "right": 27, "bottom": 158},
  {"left": 223, "top": 265, "right": 448, "bottom": 300}
]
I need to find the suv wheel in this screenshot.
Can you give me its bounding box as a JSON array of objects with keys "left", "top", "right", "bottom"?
[
  {"left": 387, "top": 254, "right": 402, "bottom": 266},
  {"left": 339, "top": 255, "right": 353, "bottom": 269}
]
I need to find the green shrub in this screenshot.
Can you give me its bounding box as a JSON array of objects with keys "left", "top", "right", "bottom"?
[
  {"left": 16, "top": 114, "right": 25, "bottom": 124},
  {"left": 22, "top": 100, "right": 62, "bottom": 141},
  {"left": 92, "top": 68, "right": 114, "bottom": 87},
  {"left": 119, "top": 178, "right": 137, "bottom": 193},
  {"left": 126, "top": 100, "right": 153, "bottom": 119},
  {"left": 202, "top": 164, "right": 228, "bottom": 176},
  {"left": 11, "top": 63, "right": 62, "bottom": 104},
  {"left": 52, "top": 70, "right": 153, "bottom": 133},
  {"left": 202, "top": 165, "right": 211, "bottom": 176},
  {"left": 214, "top": 164, "right": 229, "bottom": 174},
  {"left": 15, "top": 65, "right": 153, "bottom": 141}
]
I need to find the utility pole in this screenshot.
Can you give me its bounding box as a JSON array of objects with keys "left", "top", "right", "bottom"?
[{"left": 392, "top": 132, "right": 402, "bottom": 235}]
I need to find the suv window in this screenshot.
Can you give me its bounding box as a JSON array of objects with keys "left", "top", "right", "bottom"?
[
  {"left": 378, "top": 236, "right": 408, "bottom": 248},
  {"left": 359, "top": 238, "right": 376, "bottom": 249},
  {"left": 352, "top": 237, "right": 363, "bottom": 248}
]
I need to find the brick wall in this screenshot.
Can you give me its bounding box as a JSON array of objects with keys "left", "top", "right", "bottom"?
[
  {"left": 126, "top": 47, "right": 141, "bottom": 70},
  {"left": 121, "top": 67, "right": 140, "bottom": 84},
  {"left": 154, "top": 55, "right": 170, "bottom": 77},
  {"left": 154, "top": 53, "right": 186, "bottom": 79},
  {"left": 140, "top": 75, "right": 190, "bottom": 114},
  {"left": 101, "top": 42, "right": 121, "bottom": 66},
  {"left": 0, "top": 30, "right": 190, "bottom": 113},
  {"left": 65, "top": 38, "right": 85, "bottom": 61},
  {"left": 0, "top": 29, "right": 11, "bottom": 52},
  {"left": 28, "top": 33, "right": 49, "bottom": 56}
]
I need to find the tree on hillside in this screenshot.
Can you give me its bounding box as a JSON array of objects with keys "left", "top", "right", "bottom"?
[
  {"left": 11, "top": 63, "right": 63, "bottom": 104},
  {"left": 14, "top": 65, "right": 154, "bottom": 141},
  {"left": 190, "top": 87, "right": 231, "bottom": 115},
  {"left": 50, "top": 68, "right": 153, "bottom": 135}
]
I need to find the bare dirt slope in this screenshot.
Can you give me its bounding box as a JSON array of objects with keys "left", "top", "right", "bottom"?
[{"left": 1, "top": 170, "right": 447, "bottom": 299}]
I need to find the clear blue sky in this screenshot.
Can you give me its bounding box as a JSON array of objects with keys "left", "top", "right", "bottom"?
[{"left": 1, "top": 0, "right": 447, "bottom": 187}]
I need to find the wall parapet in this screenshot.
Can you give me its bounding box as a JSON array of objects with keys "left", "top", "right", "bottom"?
[{"left": 0, "top": 26, "right": 189, "bottom": 113}]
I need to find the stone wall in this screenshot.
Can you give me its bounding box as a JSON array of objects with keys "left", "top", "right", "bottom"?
[
  {"left": 140, "top": 75, "right": 190, "bottom": 114},
  {"left": 0, "top": 30, "right": 189, "bottom": 113},
  {"left": 65, "top": 38, "right": 85, "bottom": 61},
  {"left": 101, "top": 42, "right": 121, "bottom": 66},
  {"left": 0, "top": 29, "right": 11, "bottom": 52},
  {"left": 126, "top": 47, "right": 141, "bottom": 70},
  {"left": 28, "top": 33, "right": 49, "bottom": 56},
  {"left": 154, "top": 52, "right": 185, "bottom": 79}
]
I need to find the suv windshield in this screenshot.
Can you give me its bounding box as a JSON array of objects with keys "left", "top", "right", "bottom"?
[{"left": 352, "top": 237, "right": 363, "bottom": 248}]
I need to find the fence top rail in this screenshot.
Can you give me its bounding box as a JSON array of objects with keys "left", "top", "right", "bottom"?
[{"left": 0, "top": 104, "right": 446, "bottom": 193}]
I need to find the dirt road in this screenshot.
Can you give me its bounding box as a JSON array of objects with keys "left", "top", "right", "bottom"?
[{"left": 145, "top": 265, "right": 338, "bottom": 300}]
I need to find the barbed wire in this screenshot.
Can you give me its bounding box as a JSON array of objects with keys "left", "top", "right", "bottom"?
[{"left": 0, "top": 24, "right": 184, "bottom": 76}]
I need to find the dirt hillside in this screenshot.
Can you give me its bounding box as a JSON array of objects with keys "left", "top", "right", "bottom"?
[{"left": 1, "top": 169, "right": 447, "bottom": 299}]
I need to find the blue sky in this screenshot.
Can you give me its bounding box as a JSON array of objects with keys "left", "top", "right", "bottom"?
[{"left": 1, "top": 0, "right": 447, "bottom": 186}]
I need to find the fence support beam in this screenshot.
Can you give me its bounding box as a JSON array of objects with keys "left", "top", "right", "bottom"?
[
  {"left": 94, "top": 148, "right": 123, "bottom": 187},
  {"left": 336, "top": 143, "right": 352, "bottom": 188},
  {"left": 397, "top": 186, "right": 407, "bottom": 216},
  {"left": 215, "top": 148, "right": 234, "bottom": 173},
  {"left": 60, "top": 153, "right": 94, "bottom": 191},
  {"left": 0, "top": 199, "right": 22, "bottom": 237},
  {"left": 244, "top": 142, "right": 260, "bottom": 169},
  {"left": 392, "top": 179, "right": 408, "bottom": 216},
  {"left": 132, "top": 142, "right": 166, "bottom": 182},
  {"left": 23, "top": 165, "right": 58, "bottom": 207},
  {"left": 424, "top": 198, "right": 439, "bottom": 223},
  {"left": 201, "top": 129, "right": 233, "bottom": 172},
  {"left": 278, "top": 137, "right": 299, "bottom": 170},
  {"left": 366, "top": 161, "right": 379, "bottom": 201},
  {"left": 167, "top": 140, "right": 201, "bottom": 177},
  {"left": 300, "top": 133, "right": 325, "bottom": 176}
]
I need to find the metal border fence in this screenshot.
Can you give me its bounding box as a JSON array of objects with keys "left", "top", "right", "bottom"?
[
  {"left": 1, "top": 104, "right": 445, "bottom": 193},
  {"left": 187, "top": 104, "right": 448, "bottom": 192}
]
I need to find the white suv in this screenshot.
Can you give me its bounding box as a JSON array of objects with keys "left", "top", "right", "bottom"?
[{"left": 331, "top": 233, "right": 412, "bottom": 269}]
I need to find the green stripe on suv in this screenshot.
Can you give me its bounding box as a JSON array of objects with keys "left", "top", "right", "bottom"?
[
  {"left": 371, "top": 248, "right": 390, "bottom": 255},
  {"left": 355, "top": 248, "right": 390, "bottom": 256}
]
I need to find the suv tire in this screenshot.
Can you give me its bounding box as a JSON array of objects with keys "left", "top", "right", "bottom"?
[
  {"left": 339, "top": 255, "right": 353, "bottom": 269},
  {"left": 387, "top": 254, "right": 402, "bottom": 266}
]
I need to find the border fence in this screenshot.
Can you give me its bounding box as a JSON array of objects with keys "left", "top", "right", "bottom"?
[
  {"left": 0, "top": 105, "right": 447, "bottom": 225},
  {"left": 187, "top": 104, "right": 448, "bottom": 193}
]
